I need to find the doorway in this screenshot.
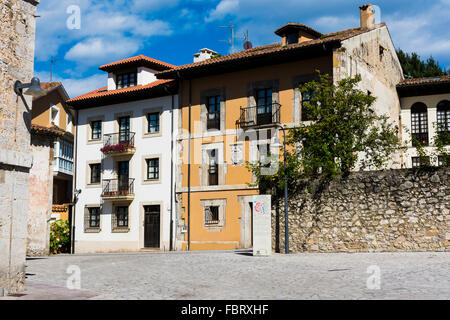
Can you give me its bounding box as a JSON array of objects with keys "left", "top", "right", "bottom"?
[{"left": 144, "top": 205, "right": 160, "bottom": 248}]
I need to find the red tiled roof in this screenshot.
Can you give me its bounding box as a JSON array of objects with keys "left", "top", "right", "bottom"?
[
  {"left": 157, "top": 24, "right": 386, "bottom": 79},
  {"left": 397, "top": 75, "right": 450, "bottom": 87},
  {"left": 67, "top": 79, "right": 175, "bottom": 103},
  {"left": 31, "top": 123, "right": 72, "bottom": 138},
  {"left": 274, "top": 23, "right": 322, "bottom": 38},
  {"left": 99, "top": 55, "right": 176, "bottom": 72}
]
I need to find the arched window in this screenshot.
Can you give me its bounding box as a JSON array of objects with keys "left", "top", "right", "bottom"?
[
  {"left": 411, "top": 102, "right": 428, "bottom": 146},
  {"left": 437, "top": 100, "right": 450, "bottom": 144}
]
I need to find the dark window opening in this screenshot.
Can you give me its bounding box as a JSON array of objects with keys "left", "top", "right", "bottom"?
[
  {"left": 412, "top": 156, "right": 430, "bottom": 168},
  {"left": 116, "top": 206, "right": 128, "bottom": 227},
  {"left": 91, "top": 120, "right": 102, "bottom": 140},
  {"left": 146, "top": 158, "right": 160, "bottom": 180},
  {"left": 207, "top": 96, "right": 221, "bottom": 130},
  {"left": 286, "top": 33, "right": 299, "bottom": 45},
  {"left": 437, "top": 100, "right": 450, "bottom": 144},
  {"left": 89, "top": 207, "right": 100, "bottom": 228},
  {"left": 205, "top": 206, "right": 220, "bottom": 225},
  {"left": 117, "top": 72, "right": 137, "bottom": 89},
  {"left": 301, "top": 90, "right": 315, "bottom": 121},
  {"left": 256, "top": 88, "right": 273, "bottom": 125},
  {"left": 147, "top": 112, "right": 160, "bottom": 133},
  {"left": 411, "top": 103, "right": 429, "bottom": 146},
  {"left": 118, "top": 116, "right": 131, "bottom": 143},
  {"left": 90, "top": 163, "right": 101, "bottom": 184},
  {"left": 208, "top": 149, "right": 218, "bottom": 186}
]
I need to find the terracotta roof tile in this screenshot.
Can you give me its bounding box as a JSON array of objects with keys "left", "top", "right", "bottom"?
[
  {"left": 67, "top": 79, "right": 175, "bottom": 104},
  {"left": 157, "top": 24, "right": 385, "bottom": 79},
  {"left": 99, "top": 55, "right": 176, "bottom": 72},
  {"left": 31, "top": 123, "right": 71, "bottom": 138},
  {"left": 397, "top": 75, "right": 450, "bottom": 87}
]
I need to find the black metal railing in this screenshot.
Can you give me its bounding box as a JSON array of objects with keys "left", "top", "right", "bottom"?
[
  {"left": 101, "top": 178, "right": 135, "bottom": 198},
  {"left": 236, "top": 103, "right": 281, "bottom": 128},
  {"left": 102, "top": 132, "right": 135, "bottom": 151}
]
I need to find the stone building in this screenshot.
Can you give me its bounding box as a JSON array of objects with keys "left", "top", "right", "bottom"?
[
  {"left": 0, "top": 0, "right": 39, "bottom": 295},
  {"left": 155, "top": 4, "right": 404, "bottom": 251}
]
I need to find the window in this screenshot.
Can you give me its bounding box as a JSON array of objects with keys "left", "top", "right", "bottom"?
[
  {"left": 118, "top": 116, "right": 131, "bottom": 143},
  {"left": 146, "top": 158, "right": 159, "bottom": 180},
  {"left": 89, "top": 207, "right": 100, "bottom": 228},
  {"left": 301, "top": 90, "right": 315, "bottom": 121},
  {"left": 205, "top": 206, "right": 220, "bottom": 225},
  {"left": 412, "top": 156, "right": 430, "bottom": 168},
  {"left": 147, "top": 112, "right": 160, "bottom": 133},
  {"left": 116, "top": 206, "right": 128, "bottom": 227},
  {"left": 90, "top": 163, "right": 101, "bottom": 184},
  {"left": 67, "top": 114, "right": 72, "bottom": 132},
  {"left": 411, "top": 103, "right": 429, "bottom": 146},
  {"left": 437, "top": 100, "right": 450, "bottom": 144},
  {"left": 256, "top": 88, "right": 273, "bottom": 125},
  {"left": 438, "top": 155, "right": 449, "bottom": 167},
  {"left": 117, "top": 72, "right": 137, "bottom": 89},
  {"left": 258, "top": 144, "right": 271, "bottom": 167},
  {"left": 286, "top": 33, "right": 299, "bottom": 45},
  {"left": 91, "top": 120, "right": 102, "bottom": 140},
  {"left": 207, "top": 96, "right": 221, "bottom": 130},
  {"left": 207, "top": 149, "right": 218, "bottom": 186}
]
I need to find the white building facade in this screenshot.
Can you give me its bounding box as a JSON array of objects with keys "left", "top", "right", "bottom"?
[
  {"left": 397, "top": 76, "right": 450, "bottom": 168},
  {"left": 68, "top": 56, "right": 179, "bottom": 253}
]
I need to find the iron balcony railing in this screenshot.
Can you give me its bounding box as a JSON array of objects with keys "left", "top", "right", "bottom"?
[
  {"left": 236, "top": 103, "right": 281, "bottom": 129},
  {"left": 101, "top": 178, "right": 135, "bottom": 198},
  {"left": 103, "top": 132, "right": 135, "bottom": 151}
]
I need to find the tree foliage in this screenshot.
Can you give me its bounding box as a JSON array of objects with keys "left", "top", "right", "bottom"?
[
  {"left": 396, "top": 49, "right": 450, "bottom": 78},
  {"left": 247, "top": 73, "right": 403, "bottom": 194}
]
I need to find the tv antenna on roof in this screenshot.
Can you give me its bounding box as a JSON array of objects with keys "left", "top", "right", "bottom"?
[
  {"left": 219, "top": 21, "right": 235, "bottom": 53},
  {"left": 243, "top": 30, "right": 252, "bottom": 50},
  {"left": 50, "top": 57, "right": 60, "bottom": 82}
]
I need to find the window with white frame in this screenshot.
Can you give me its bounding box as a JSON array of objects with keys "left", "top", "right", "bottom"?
[{"left": 50, "top": 105, "right": 60, "bottom": 125}]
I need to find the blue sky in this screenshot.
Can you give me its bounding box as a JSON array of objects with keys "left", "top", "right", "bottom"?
[{"left": 34, "top": 0, "right": 450, "bottom": 98}]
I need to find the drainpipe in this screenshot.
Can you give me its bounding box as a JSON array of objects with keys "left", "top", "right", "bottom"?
[
  {"left": 163, "top": 84, "right": 175, "bottom": 252},
  {"left": 71, "top": 109, "right": 78, "bottom": 254},
  {"left": 187, "top": 78, "right": 192, "bottom": 251}
]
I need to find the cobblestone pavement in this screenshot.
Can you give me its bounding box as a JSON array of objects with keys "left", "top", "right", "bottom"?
[{"left": 19, "top": 251, "right": 450, "bottom": 300}]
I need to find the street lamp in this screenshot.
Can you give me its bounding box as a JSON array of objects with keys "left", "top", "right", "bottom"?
[{"left": 14, "top": 77, "right": 46, "bottom": 98}]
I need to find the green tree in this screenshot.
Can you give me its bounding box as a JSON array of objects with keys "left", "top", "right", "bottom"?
[
  {"left": 397, "top": 49, "right": 449, "bottom": 78},
  {"left": 247, "top": 73, "right": 403, "bottom": 194}
]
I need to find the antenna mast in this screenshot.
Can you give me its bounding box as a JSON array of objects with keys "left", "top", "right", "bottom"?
[
  {"left": 50, "top": 58, "right": 59, "bottom": 82},
  {"left": 219, "top": 21, "right": 235, "bottom": 54}
]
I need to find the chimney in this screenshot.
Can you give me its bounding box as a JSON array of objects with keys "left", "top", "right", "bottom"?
[
  {"left": 193, "top": 48, "right": 218, "bottom": 63},
  {"left": 360, "top": 4, "right": 375, "bottom": 30}
]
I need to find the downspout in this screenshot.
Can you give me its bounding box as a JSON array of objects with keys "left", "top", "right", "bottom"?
[
  {"left": 71, "top": 109, "right": 78, "bottom": 254},
  {"left": 187, "top": 78, "right": 192, "bottom": 251},
  {"left": 164, "top": 84, "right": 175, "bottom": 252}
]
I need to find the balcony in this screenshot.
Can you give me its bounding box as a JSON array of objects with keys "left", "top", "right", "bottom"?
[
  {"left": 101, "top": 132, "right": 136, "bottom": 156},
  {"left": 101, "top": 178, "right": 135, "bottom": 201},
  {"left": 236, "top": 103, "right": 281, "bottom": 129}
]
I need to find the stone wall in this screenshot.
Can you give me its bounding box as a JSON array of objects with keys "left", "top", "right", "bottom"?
[
  {"left": 0, "top": 0, "right": 38, "bottom": 295},
  {"left": 273, "top": 168, "right": 450, "bottom": 253},
  {"left": 27, "top": 134, "right": 53, "bottom": 256}
]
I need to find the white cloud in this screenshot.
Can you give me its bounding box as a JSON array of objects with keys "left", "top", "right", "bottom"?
[
  {"left": 205, "top": 0, "right": 239, "bottom": 22},
  {"left": 313, "top": 15, "right": 359, "bottom": 33},
  {"left": 34, "top": 71, "right": 106, "bottom": 99},
  {"left": 65, "top": 37, "right": 141, "bottom": 66}
]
